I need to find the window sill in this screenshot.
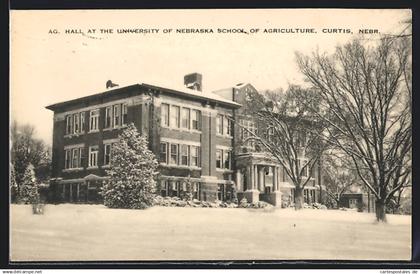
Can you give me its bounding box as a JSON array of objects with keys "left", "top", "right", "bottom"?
[
  {"left": 103, "top": 125, "right": 128, "bottom": 132},
  {"left": 159, "top": 163, "right": 201, "bottom": 170},
  {"left": 216, "top": 134, "right": 233, "bottom": 139},
  {"left": 64, "top": 133, "right": 85, "bottom": 138},
  {"left": 216, "top": 168, "right": 233, "bottom": 173},
  {"left": 161, "top": 125, "right": 202, "bottom": 134}
]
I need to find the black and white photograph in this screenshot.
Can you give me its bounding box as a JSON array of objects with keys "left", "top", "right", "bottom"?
[{"left": 9, "top": 9, "right": 412, "bottom": 262}]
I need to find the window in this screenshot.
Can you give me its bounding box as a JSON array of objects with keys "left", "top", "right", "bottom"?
[
  {"left": 73, "top": 113, "right": 80, "bottom": 133},
  {"left": 216, "top": 149, "right": 222, "bottom": 168},
  {"left": 66, "top": 115, "right": 73, "bottom": 135},
  {"left": 159, "top": 142, "right": 167, "bottom": 163},
  {"left": 65, "top": 149, "right": 71, "bottom": 169},
  {"left": 181, "top": 145, "right": 189, "bottom": 166},
  {"left": 191, "top": 110, "right": 201, "bottom": 130},
  {"left": 216, "top": 114, "right": 223, "bottom": 135},
  {"left": 161, "top": 103, "right": 169, "bottom": 127},
  {"left": 64, "top": 147, "right": 85, "bottom": 169},
  {"left": 191, "top": 146, "right": 200, "bottom": 167},
  {"left": 72, "top": 148, "right": 79, "bottom": 168},
  {"left": 170, "top": 106, "right": 180, "bottom": 128},
  {"left": 122, "top": 104, "right": 128, "bottom": 125},
  {"left": 105, "top": 106, "right": 112, "bottom": 128},
  {"left": 104, "top": 144, "right": 112, "bottom": 166},
  {"left": 170, "top": 144, "right": 178, "bottom": 165},
  {"left": 89, "top": 146, "right": 99, "bottom": 167},
  {"left": 66, "top": 112, "right": 86, "bottom": 135},
  {"left": 89, "top": 109, "right": 99, "bottom": 131},
  {"left": 80, "top": 147, "right": 86, "bottom": 167},
  {"left": 223, "top": 150, "right": 231, "bottom": 170},
  {"left": 223, "top": 116, "right": 231, "bottom": 136},
  {"left": 241, "top": 119, "right": 257, "bottom": 147},
  {"left": 80, "top": 112, "right": 85, "bottom": 132},
  {"left": 113, "top": 105, "right": 120, "bottom": 127},
  {"left": 181, "top": 108, "right": 190, "bottom": 129}
]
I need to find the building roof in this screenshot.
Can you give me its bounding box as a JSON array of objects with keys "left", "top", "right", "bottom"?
[{"left": 46, "top": 82, "right": 241, "bottom": 112}]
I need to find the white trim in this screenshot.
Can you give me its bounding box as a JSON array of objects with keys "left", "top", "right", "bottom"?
[
  {"left": 215, "top": 145, "right": 232, "bottom": 151},
  {"left": 64, "top": 143, "right": 85, "bottom": 150},
  {"left": 103, "top": 138, "right": 119, "bottom": 144},
  {"left": 161, "top": 137, "right": 200, "bottom": 147},
  {"left": 160, "top": 97, "right": 207, "bottom": 112},
  {"left": 52, "top": 96, "right": 145, "bottom": 119},
  {"left": 159, "top": 163, "right": 201, "bottom": 171}
]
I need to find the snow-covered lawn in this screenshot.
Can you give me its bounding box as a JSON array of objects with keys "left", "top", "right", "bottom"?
[{"left": 10, "top": 204, "right": 411, "bottom": 261}]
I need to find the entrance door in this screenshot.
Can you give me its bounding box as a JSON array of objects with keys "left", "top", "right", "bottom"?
[{"left": 349, "top": 198, "right": 357, "bottom": 208}]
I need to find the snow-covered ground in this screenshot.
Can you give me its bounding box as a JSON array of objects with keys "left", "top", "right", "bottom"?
[{"left": 10, "top": 204, "right": 411, "bottom": 261}]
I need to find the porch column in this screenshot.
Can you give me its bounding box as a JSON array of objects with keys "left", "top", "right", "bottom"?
[
  {"left": 247, "top": 165, "right": 253, "bottom": 190},
  {"left": 273, "top": 166, "right": 278, "bottom": 191},
  {"left": 236, "top": 170, "right": 242, "bottom": 192},
  {"left": 258, "top": 166, "right": 264, "bottom": 191},
  {"left": 253, "top": 165, "right": 258, "bottom": 189}
]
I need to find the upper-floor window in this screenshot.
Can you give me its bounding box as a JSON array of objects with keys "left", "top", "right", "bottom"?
[
  {"left": 89, "top": 109, "right": 99, "bottom": 132},
  {"left": 80, "top": 112, "right": 85, "bottom": 132},
  {"left": 105, "top": 106, "right": 112, "bottom": 128},
  {"left": 216, "top": 149, "right": 222, "bottom": 169},
  {"left": 64, "top": 146, "right": 86, "bottom": 169},
  {"left": 241, "top": 119, "right": 257, "bottom": 147},
  {"left": 122, "top": 104, "right": 128, "bottom": 125},
  {"left": 159, "top": 142, "right": 168, "bottom": 163},
  {"left": 72, "top": 148, "right": 79, "bottom": 168},
  {"left": 190, "top": 146, "right": 200, "bottom": 167},
  {"left": 65, "top": 112, "right": 86, "bottom": 135},
  {"left": 170, "top": 144, "right": 178, "bottom": 165},
  {"left": 170, "top": 106, "right": 180, "bottom": 128},
  {"left": 73, "top": 113, "right": 80, "bottom": 134},
  {"left": 216, "top": 115, "right": 223, "bottom": 135},
  {"left": 65, "top": 149, "right": 71, "bottom": 169},
  {"left": 105, "top": 103, "right": 128, "bottom": 129},
  {"left": 223, "top": 150, "right": 231, "bottom": 170},
  {"left": 180, "top": 144, "right": 189, "bottom": 166},
  {"left": 161, "top": 103, "right": 170, "bottom": 127},
  {"left": 192, "top": 110, "right": 201, "bottom": 130},
  {"left": 160, "top": 142, "right": 200, "bottom": 167},
  {"left": 181, "top": 108, "right": 190, "bottom": 129},
  {"left": 217, "top": 114, "right": 233, "bottom": 136},
  {"left": 104, "top": 144, "right": 112, "bottom": 166},
  {"left": 113, "top": 104, "right": 120, "bottom": 127},
  {"left": 66, "top": 115, "right": 73, "bottom": 135},
  {"left": 88, "top": 146, "right": 99, "bottom": 167}
]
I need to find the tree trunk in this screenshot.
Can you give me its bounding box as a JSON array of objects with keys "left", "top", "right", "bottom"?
[
  {"left": 294, "top": 187, "right": 304, "bottom": 210},
  {"left": 375, "top": 199, "right": 387, "bottom": 223}
]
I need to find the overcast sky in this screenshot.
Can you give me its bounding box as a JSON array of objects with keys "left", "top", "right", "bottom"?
[{"left": 10, "top": 9, "right": 411, "bottom": 145}]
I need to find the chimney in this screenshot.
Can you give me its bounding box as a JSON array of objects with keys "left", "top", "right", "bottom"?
[{"left": 184, "top": 73, "right": 202, "bottom": 91}]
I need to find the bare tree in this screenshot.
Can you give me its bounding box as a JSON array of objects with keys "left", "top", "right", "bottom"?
[
  {"left": 10, "top": 121, "right": 51, "bottom": 203},
  {"left": 237, "top": 86, "right": 330, "bottom": 209},
  {"left": 296, "top": 36, "right": 412, "bottom": 222},
  {"left": 322, "top": 151, "right": 361, "bottom": 208}
]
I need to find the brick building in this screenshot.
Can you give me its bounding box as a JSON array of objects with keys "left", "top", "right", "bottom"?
[{"left": 46, "top": 73, "right": 323, "bottom": 206}]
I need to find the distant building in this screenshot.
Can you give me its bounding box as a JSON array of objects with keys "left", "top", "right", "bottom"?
[{"left": 46, "top": 74, "right": 323, "bottom": 206}]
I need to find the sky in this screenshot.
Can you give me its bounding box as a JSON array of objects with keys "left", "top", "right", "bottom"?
[{"left": 10, "top": 9, "right": 411, "bottom": 145}]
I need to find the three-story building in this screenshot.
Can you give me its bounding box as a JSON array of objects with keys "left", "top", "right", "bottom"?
[{"left": 46, "top": 73, "right": 323, "bottom": 206}]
